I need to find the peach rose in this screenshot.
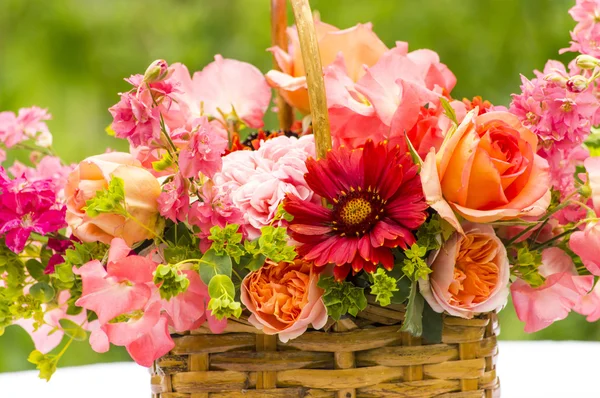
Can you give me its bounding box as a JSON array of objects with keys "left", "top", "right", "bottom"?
[
  {"left": 266, "top": 19, "right": 387, "bottom": 114},
  {"left": 419, "top": 223, "right": 510, "bottom": 318},
  {"left": 65, "top": 152, "right": 161, "bottom": 246},
  {"left": 240, "top": 260, "right": 327, "bottom": 342},
  {"left": 421, "top": 110, "right": 551, "bottom": 233}
]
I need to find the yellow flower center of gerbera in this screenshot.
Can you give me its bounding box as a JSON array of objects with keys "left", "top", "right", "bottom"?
[{"left": 340, "top": 198, "right": 372, "bottom": 226}]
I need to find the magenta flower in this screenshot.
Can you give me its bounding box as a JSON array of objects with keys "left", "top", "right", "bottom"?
[
  {"left": 176, "top": 117, "right": 228, "bottom": 179},
  {"left": 0, "top": 173, "right": 66, "bottom": 253}
]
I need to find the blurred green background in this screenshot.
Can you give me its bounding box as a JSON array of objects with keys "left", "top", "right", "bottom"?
[{"left": 1, "top": 0, "right": 598, "bottom": 373}]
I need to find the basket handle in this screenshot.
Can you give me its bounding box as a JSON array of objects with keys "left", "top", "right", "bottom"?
[{"left": 271, "top": 0, "right": 332, "bottom": 159}]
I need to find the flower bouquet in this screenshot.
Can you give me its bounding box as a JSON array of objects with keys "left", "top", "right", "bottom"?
[{"left": 3, "top": 0, "right": 600, "bottom": 396}]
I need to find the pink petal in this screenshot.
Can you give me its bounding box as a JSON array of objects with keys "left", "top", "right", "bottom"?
[
  {"left": 104, "top": 300, "right": 162, "bottom": 346},
  {"left": 126, "top": 315, "right": 175, "bottom": 367}
]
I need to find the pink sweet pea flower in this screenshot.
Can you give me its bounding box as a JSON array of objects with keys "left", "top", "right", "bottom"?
[
  {"left": 569, "top": 222, "right": 600, "bottom": 275},
  {"left": 511, "top": 247, "right": 594, "bottom": 333},
  {"left": 574, "top": 281, "right": 600, "bottom": 322},
  {"left": 125, "top": 314, "right": 174, "bottom": 367},
  {"left": 161, "top": 270, "right": 207, "bottom": 332},
  {"left": 74, "top": 238, "right": 156, "bottom": 324},
  {"left": 171, "top": 57, "right": 271, "bottom": 128},
  {"left": 176, "top": 117, "right": 228, "bottom": 179},
  {"left": 325, "top": 44, "right": 456, "bottom": 155}
]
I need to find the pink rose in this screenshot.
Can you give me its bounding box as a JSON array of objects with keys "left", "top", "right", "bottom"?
[
  {"left": 240, "top": 260, "right": 327, "bottom": 342},
  {"left": 65, "top": 152, "right": 161, "bottom": 246},
  {"left": 419, "top": 223, "right": 510, "bottom": 319},
  {"left": 511, "top": 247, "right": 594, "bottom": 333}
]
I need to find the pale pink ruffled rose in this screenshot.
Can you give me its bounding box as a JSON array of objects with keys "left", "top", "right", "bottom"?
[
  {"left": 419, "top": 223, "right": 510, "bottom": 319},
  {"left": 240, "top": 260, "right": 327, "bottom": 342},
  {"left": 171, "top": 56, "right": 271, "bottom": 129},
  {"left": 214, "top": 135, "right": 318, "bottom": 239},
  {"left": 511, "top": 247, "right": 594, "bottom": 333},
  {"left": 267, "top": 19, "right": 387, "bottom": 114},
  {"left": 569, "top": 222, "right": 600, "bottom": 275},
  {"left": 65, "top": 152, "right": 162, "bottom": 246}
]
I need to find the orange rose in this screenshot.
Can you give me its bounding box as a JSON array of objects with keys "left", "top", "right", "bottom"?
[
  {"left": 240, "top": 260, "right": 327, "bottom": 342},
  {"left": 65, "top": 152, "right": 161, "bottom": 246},
  {"left": 421, "top": 110, "right": 550, "bottom": 232},
  {"left": 266, "top": 18, "right": 387, "bottom": 114}
]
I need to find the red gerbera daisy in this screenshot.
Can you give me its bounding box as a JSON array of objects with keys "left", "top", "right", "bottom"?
[{"left": 284, "top": 139, "right": 428, "bottom": 280}]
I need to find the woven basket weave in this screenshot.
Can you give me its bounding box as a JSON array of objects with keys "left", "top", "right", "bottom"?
[
  {"left": 150, "top": 297, "right": 500, "bottom": 397},
  {"left": 151, "top": 0, "right": 501, "bottom": 396}
]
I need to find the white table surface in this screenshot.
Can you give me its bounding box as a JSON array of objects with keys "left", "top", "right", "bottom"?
[{"left": 1, "top": 341, "right": 598, "bottom": 398}]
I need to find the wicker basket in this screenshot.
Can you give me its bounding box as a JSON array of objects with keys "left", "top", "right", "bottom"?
[
  {"left": 151, "top": 0, "right": 501, "bottom": 396},
  {"left": 150, "top": 298, "right": 500, "bottom": 397}
]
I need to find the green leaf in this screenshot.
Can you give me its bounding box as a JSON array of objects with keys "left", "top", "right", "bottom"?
[
  {"left": 26, "top": 259, "right": 49, "bottom": 282},
  {"left": 153, "top": 264, "right": 190, "bottom": 300},
  {"left": 391, "top": 276, "right": 412, "bottom": 304},
  {"left": 29, "top": 282, "right": 55, "bottom": 303},
  {"left": 422, "top": 300, "right": 443, "bottom": 344},
  {"left": 370, "top": 268, "right": 399, "bottom": 307},
  {"left": 58, "top": 319, "right": 87, "bottom": 341},
  {"left": 208, "top": 224, "right": 245, "bottom": 263},
  {"left": 237, "top": 253, "right": 266, "bottom": 271},
  {"left": 400, "top": 281, "right": 424, "bottom": 337},
  {"left": 440, "top": 97, "right": 458, "bottom": 124},
  {"left": 404, "top": 133, "right": 423, "bottom": 167},
  {"left": 198, "top": 249, "right": 232, "bottom": 285},
  {"left": 208, "top": 274, "right": 235, "bottom": 298}
]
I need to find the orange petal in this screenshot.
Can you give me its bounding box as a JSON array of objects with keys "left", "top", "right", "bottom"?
[
  {"left": 440, "top": 126, "right": 479, "bottom": 206},
  {"left": 465, "top": 147, "right": 507, "bottom": 210},
  {"left": 436, "top": 109, "right": 477, "bottom": 179},
  {"left": 477, "top": 111, "right": 539, "bottom": 151}
]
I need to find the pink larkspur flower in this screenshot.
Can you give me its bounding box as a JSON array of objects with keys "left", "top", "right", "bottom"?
[
  {"left": 509, "top": 60, "right": 598, "bottom": 148},
  {"left": 188, "top": 180, "right": 243, "bottom": 248},
  {"left": 171, "top": 56, "right": 271, "bottom": 128},
  {"left": 157, "top": 173, "right": 189, "bottom": 222},
  {"left": 511, "top": 247, "right": 594, "bottom": 333},
  {"left": 9, "top": 156, "right": 74, "bottom": 200},
  {"left": 213, "top": 135, "right": 319, "bottom": 239},
  {"left": 109, "top": 61, "right": 187, "bottom": 149},
  {"left": 562, "top": 0, "right": 600, "bottom": 57},
  {"left": 176, "top": 117, "right": 228, "bottom": 179}
]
